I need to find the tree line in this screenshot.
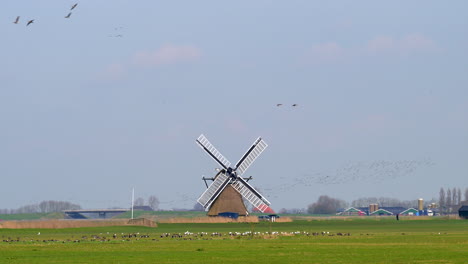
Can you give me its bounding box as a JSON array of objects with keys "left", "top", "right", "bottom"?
[
  {"left": 0, "top": 194, "right": 161, "bottom": 215},
  {"left": 438, "top": 187, "right": 467, "bottom": 213},
  {"left": 133, "top": 195, "right": 160, "bottom": 211},
  {"left": 0, "top": 200, "right": 81, "bottom": 214},
  {"left": 305, "top": 187, "right": 468, "bottom": 215}
]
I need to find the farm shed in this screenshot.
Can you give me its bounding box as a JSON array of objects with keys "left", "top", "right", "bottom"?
[
  {"left": 399, "top": 208, "right": 419, "bottom": 216},
  {"left": 370, "top": 209, "right": 393, "bottom": 216},
  {"left": 379, "top": 207, "right": 406, "bottom": 215},
  {"left": 459, "top": 206, "right": 468, "bottom": 219},
  {"left": 340, "top": 207, "right": 366, "bottom": 216}
]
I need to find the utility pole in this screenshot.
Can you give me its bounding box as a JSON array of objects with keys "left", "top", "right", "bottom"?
[{"left": 131, "top": 188, "right": 134, "bottom": 219}]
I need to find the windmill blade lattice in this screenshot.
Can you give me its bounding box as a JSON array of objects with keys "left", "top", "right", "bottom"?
[
  {"left": 196, "top": 134, "right": 231, "bottom": 170},
  {"left": 235, "top": 137, "right": 268, "bottom": 176},
  {"left": 231, "top": 177, "right": 271, "bottom": 213},
  {"left": 197, "top": 173, "right": 230, "bottom": 209}
]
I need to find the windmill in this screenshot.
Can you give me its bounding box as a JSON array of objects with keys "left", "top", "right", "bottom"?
[{"left": 195, "top": 134, "right": 271, "bottom": 216}]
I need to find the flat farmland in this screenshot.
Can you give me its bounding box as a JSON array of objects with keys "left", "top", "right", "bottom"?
[{"left": 0, "top": 218, "right": 467, "bottom": 264}]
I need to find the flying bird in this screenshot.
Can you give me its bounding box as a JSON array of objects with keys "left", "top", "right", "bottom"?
[
  {"left": 276, "top": 104, "right": 283, "bottom": 107},
  {"left": 13, "top": 16, "right": 20, "bottom": 24},
  {"left": 71, "top": 3, "right": 78, "bottom": 10},
  {"left": 292, "top": 104, "right": 298, "bottom": 107},
  {"left": 26, "top": 19, "right": 34, "bottom": 26},
  {"left": 65, "top": 12, "right": 72, "bottom": 18}
]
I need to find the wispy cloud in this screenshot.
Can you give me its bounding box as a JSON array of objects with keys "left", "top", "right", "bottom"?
[
  {"left": 367, "top": 33, "right": 437, "bottom": 55},
  {"left": 349, "top": 114, "right": 395, "bottom": 135},
  {"left": 225, "top": 118, "right": 249, "bottom": 135},
  {"left": 133, "top": 44, "right": 202, "bottom": 67},
  {"left": 303, "top": 42, "right": 345, "bottom": 64},
  {"left": 367, "top": 35, "right": 396, "bottom": 54},
  {"left": 302, "top": 33, "right": 438, "bottom": 65},
  {"left": 96, "top": 63, "right": 126, "bottom": 81},
  {"left": 97, "top": 44, "right": 203, "bottom": 81}
]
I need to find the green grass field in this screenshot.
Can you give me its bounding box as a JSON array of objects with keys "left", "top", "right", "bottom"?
[
  {"left": 0, "top": 217, "right": 467, "bottom": 263},
  {"left": 0, "top": 212, "right": 63, "bottom": 221}
]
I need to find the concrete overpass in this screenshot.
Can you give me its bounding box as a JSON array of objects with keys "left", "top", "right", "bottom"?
[{"left": 64, "top": 209, "right": 130, "bottom": 219}]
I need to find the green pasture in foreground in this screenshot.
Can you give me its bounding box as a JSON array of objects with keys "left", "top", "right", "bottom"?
[{"left": 0, "top": 218, "right": 467, "bottom": 264}]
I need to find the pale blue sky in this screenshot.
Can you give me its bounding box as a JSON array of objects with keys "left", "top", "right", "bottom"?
[{"left": 1, "top": 1, "right": 467, "bottom": 210}]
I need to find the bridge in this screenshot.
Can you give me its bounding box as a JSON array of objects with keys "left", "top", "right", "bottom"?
[{"left": 64, "top": 209, "right": 130, "bottom": 219}]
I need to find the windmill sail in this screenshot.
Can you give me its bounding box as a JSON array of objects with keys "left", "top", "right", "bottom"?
[
  {"left": 231, "top": 177, "right": 271, "bottom": 213},
  {"left": 234, "top": 137, "right": 268, "bottom": 176},
  {"left": 196, "top": 134, "right": 271, "bottom": 215},
  {"left": 196, "top": 134, "right": 231, "bottom": 170},
  {"left": 197, "top": 173, "right": 230, "bottom": 209}
]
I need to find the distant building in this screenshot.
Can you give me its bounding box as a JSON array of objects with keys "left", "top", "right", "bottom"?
[
  {"left": 252, "top": 205, "right": 275, "bottom": 214},
  {"left": 64, "top": 209, "right": 129, "bottom": 219},
  {"left": 459, "top": 206, "right": 468, "bottom": 219},
  {"left": 356, "top": 206, "right": 406, "bottom": 216},
  {"left": 399, "top": 208, "right": 419, "bottom": 216},
  {"left": 340, "top": 207, "right": 366, "bottom": 216},
  {"left": 370, "top": 208, "right": 393, "bottom": 216}
]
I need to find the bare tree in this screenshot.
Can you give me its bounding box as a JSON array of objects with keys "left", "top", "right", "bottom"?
[
  {"left": 452, "top": 187, "right": 457, "bottom": 206},
  {"left": 26, "top": 201, "right": 81, "bottom": 213},
  {"left": 148, "top": 195, "right": 159, "bottom": 211},
  {"left": 308, "top": 195, "right": 348, "bottom": 214},
  {"left": 439, "top": 188, "right": 446, "bottom": 212},
  {"left": 446, "top": 188, "right": 452, "bottom": 212},
  {"left": 16, "top": 204, "right": 40, "bottom": 214},
  {"left": 457, "top": 188, "right": 462, "bottom": 204},
  {"left": 192, "top": 203, "right": 204, "bottom": 211},
  {"left": 352, "top": 197, "right": 413, "bottom": 208},
  {"left": 134, "top": 197, "right": 144, "bottom": 206},
  {"left": 465, "top": 187, "right": 468, "bottom": 202}
]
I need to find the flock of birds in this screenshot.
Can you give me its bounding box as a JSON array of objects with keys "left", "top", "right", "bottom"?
[
  {"left": 5, "top": 229, "right": 443, "bottom": 244},
  {"left": 276, "top": 104, "right": 298, "bottom": 107},
  {"left": 178, "top": 158, "right": 436, "bottom": 206},
  {"left": 263, "top": 159, "right": 435, "bottom": 197},
  {"left": 12, "top": 3, "right": 125, "bottom": 38},
  {"left": 1, "top": 230, "right": 362, "bottom": 244},
  {"left": 12, "top": 3, "right": 78, "bottom": 26},
  {"left": 166, "top": 159, "right": 434, "bottom": 206}
]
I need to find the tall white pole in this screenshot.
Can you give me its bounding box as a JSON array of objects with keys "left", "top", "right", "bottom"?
[{"left": 131, "top": 187, "right": 134, "bottom": 219}]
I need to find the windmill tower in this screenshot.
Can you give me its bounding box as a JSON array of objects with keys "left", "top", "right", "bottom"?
[{"left": 195, "top": 134, "right": 271, "bottom": 216}]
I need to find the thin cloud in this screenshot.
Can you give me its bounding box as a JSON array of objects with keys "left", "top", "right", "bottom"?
[
  {"left": 97, "top": 63, "right": 126, "bottom": 81},
  {"left": 367, "top": 34, "right": 437, "bottom": 55},
  {"left": 133, "top": 44, "right": 202, "bottom": 67},
  {"left": 349, "top": 114, "right": 395, "bottom": 135},
  {"left": 367, "top": 35, "right": 396, "bottom": 54},
  {"left": 225, "top": 119, "right": 249, "bottom": 135},
  {"left": 400, "top": 33, "right": 437, "bottom": 52},
  {"left": 303, "top": 42, "right": 345, "bottom": 64},
  {"left": 301, "top": 33, "right": 438, "bottom": 65},
  {"left": 97, "top": 44, "right": 202, "bottom": 81}
]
